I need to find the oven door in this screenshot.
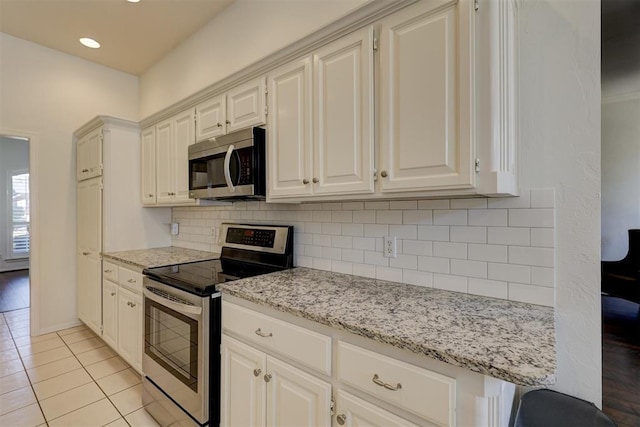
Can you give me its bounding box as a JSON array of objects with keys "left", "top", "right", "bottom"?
[{"left": 143, "top": 280, "right": 210, "bottom": 425}]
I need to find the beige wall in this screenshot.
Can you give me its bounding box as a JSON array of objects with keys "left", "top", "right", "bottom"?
[{"left": 0, "top": 33, "right": 139, "bottom": 333}]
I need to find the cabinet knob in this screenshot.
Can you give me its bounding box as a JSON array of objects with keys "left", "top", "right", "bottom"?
[
  {"left": 104, "top": 269, "right": 112, "bottom": 273},
  {"left": 127, "top": 301, "right": 131, "bottom": 307},
  {"left": 312, "top": 178, "right": 319, "bottom": 183},
  {"left": 130, "top": 302, "right": 136, "bottom": 308},
  {"left": 264, "top": 373, "right": 272, "bottom": 383},
  {"left": 226, "top": 120, "right": 231, "bottom": 125},
  {"left": 110, "top": 292, "right": 116, "bottom": 296},
  {"left": 253, "top": 368, "right": 262, "bottom": 377},
  {"left": 82, "top": 252, "right": 90, "bottom": 256},
  {"left": 147, "top": 194, "right": 153, "bottom": 198},
  {"left": 336, "top": 414, "right": 347, "bottom": 425},
  {"left": 302, "top": 179, "right": 309, "bottom": 185},
  {"left": 217, "top": 122, "right": 222, "bottom": 128},
  {"left": 82, "top": 168, "right": 89, "bottom": 173},
  {"left": 380, "top": 170, "right": 388, "bottom": 178}
]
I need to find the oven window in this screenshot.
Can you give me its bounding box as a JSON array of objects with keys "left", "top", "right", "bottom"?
[{"left": 145, "top": 298, "right": 199, "bottom": 392}]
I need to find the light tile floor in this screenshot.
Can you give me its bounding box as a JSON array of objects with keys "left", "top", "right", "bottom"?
[{"left": 0, "top": 308, "right": 160, "bottom": 426}]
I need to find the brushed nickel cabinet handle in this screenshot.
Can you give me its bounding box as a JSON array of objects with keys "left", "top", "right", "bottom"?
[
  {"left": 226, "top": 120, "right": 231, "bottom": 125},
  {"left": 253, "top": 369, "right": 262, "bottom": 377},
  {"left": 302, "top": 179, "right": 309, "bottom": 184},
  {"left": 372, "top": 374, "right": 401, "bottom": 391},
  {"left": 380, "top": 170, "right": 388, "bottom": 178},
  {"left": 130, "top": 302, "right": 136, "bottom": 308},
  {"left": 264, "top": 373, "right": 272, "bottom": 382},
  {"left": 82, "top": 252, "right": 90, "bottom": 256},
  {"left": 312, "top": 178, "right": 319, "bottom": 183},
  {"left": 128, "top": 279, "right": 136, "bottom": 283},
  {"left": 110, "top": 292, "right": 116, "bottom": 296},
  {"left": 255, "top": 328, "right": 273, "bottom": 338},
  {"left": 336, "top": 414, "right": 346, "bottom": 425},
  {"left": 104, "top": 269, "right": 112, "bottom": 273},
  {"left": 217, "top": 122, "right": 222, "bottom": 128}
]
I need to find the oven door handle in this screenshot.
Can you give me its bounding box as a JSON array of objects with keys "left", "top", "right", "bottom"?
[
  {"left": 223, "top": 144, "right": 236, "bottom": 193},
  {"left": 144, "top": 288, "right": 202, "bottom": 317}
]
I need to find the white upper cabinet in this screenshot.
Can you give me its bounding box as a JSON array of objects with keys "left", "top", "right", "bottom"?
[
  {"left": 195, "top": 77, "right": 266, "bottom": 142},
  {"left": 154, "top": 110, "right": 197, "bottom": 206},
  {"left": 379, "top": 0, "right": 473, "bottom": 193},
  {"left": 195, "top": 94, "right": 226, "bottom": 141},
  {"left": 140, "top": 126, "right": 156, "bottom": 205},
  {"left": 267, "top": 26, "right": 374, "bottom": 201},
  {"left": 76, "top": 128, "right": 102, "bottom": 181},
  {"left": 267, "top": 57, "right": 313, "bottom": 199},
  {"left": 313, "top": 26, "right": 375, "bottom": 196}
]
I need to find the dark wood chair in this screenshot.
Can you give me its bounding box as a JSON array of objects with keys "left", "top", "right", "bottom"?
[{"left": 601, "top": 229, "right": 640, "bottom": 305}]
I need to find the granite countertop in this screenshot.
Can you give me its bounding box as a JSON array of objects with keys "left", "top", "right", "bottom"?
[
  {"left": 219, "top": 267, "right": 556, "bottom": 387},
  {"left": 102, "top": 247, "right": 219, "bottom": 269}
]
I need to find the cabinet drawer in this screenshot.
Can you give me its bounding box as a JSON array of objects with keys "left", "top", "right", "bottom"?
[
  {"left": 222, "top": 301, "right": 331, "bottom": 376},
  {"left": 103, "top": 261, "right": 118, "bottom": 283},
  {"left": 337, "top": 341, "right": 455, "bottom": 426},
  {"left": 118, "top": 267, "right": 142, "bottom": 292}
]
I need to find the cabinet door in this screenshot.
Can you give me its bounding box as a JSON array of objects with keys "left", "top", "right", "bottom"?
[
  {"left": 155, "top": 118, "right": 174, "bottom": 204},
  {"left": 77, "top": 177, "right": 102, "bottom": 254},
  {"left": 227, "top": 77, "right": 266, "bottom": 133},
  {"left": 172, "top": 109, "right": 196, "bottom": 204},
  {"left": 267, "top": 57, "right": 313, "bottom": 199},
  {"left": 196, "top": 95, "right": 226, "bottom": 140},
  {"left": 335, "top": 390, "right": 420, "bottom": 427},
  {"left": 118, "top": 287, "right": 142, "bottom": 372},
  {"left": 379, "top": 0, "right": 474, "bottom": 192},
  {"left": 266, "top": 356, "right": 331, "bottom": 427},
  {"left": 313, "top": 26, "right": 374, "bottom": 196},
  {"left": 221, "top": 335, "right": 267, "bottom": 427},
  {"left": 102, "top": 279, "right": 119, "bottom": 349},
  {"left": 77, "top": 128, "right": 103, "bottom": 181},
  {"left": 141, "top": 126, "right": 157, "bottom": 205}
]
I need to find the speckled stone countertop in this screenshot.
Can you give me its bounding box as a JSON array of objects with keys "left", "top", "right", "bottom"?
[
  {"left": 102, "top": 247, "right": 219, "bottom": 269},
  {"left": 219, "top": 267, "right": 556, "bottom": 386}
]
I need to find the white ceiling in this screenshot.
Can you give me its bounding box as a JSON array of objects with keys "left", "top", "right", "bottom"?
[{"left": 0, "top": 0, "right": 236, "bottom": 75}]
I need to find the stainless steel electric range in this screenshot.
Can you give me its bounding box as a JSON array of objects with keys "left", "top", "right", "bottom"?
[{"left": 141, "top": 223, "right": 294, "bottom": 427}]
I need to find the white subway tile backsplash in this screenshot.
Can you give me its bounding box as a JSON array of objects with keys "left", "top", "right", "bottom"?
[
  {"left": 433, "top": 242, "right": 467, "bottom": 259},
  {"left": 389, "top": 225, "right": 418, "bottom": 239},
  {"left": 487, "top": 227, "right": 531, "bottom": 246},
  {"left": 531, "top": 228, "right": 555, "bottom": 248},
  {"left": 509, "top": 209, "right": 554, "bottom": 228},
  {"left": 433, "top": 274, "right": 468, "bottom": 293},
  {"left": 450, "top": 259, "right": 487, "bottom": 279},
  {"left": 509, "top": 246, "right": 554, "bottom": 268},
  {"left": 488, "top": 263, "right": 531, "bottom": 284},
  {"left": 468, "top": 244, "right": 508, "bottom": 263},
  {"left": 403, "top": 270, "right": 433, "bottom": 287},
  {"left": 418, "top": 225, "right": 450, "bottom": 242},
  {"left": 174, "top": 187, "right": 555, "bottom": 306},
  {"left": 353, "top": 210, "right": 376, "bottom": 224},
  {"left": 403, "top": 210, "right": 433, "bottom": 225},
  {"left": 530, "top": 189, "right": 555, "bottom": 208},
  {"left": 364, "top": 224, "right": 389, "bottom": 238},
  {"left": 508, "top": 283, "right": 554, "bottom": 307},
  {"left": 468, "top": 209, "right": 508, "bottom": 226},
  {"left": 468, "top": 278, "right": 508, "bottom": 299},
  {"left": 390, "top": 254, "right": 418, "bottom": 270},
  {"left": 376, "top": 266, "right": 403, "bottom": 282},
  {"left": 402, "top": 240, "right": 433, "bottom": 256},
  {"left": 342, "top": 249, "right": 365, "bottom": 264},
  {"left": 531, "top": 267, "right": 555, "bottom": 288},
  {"left": 450, "top": 226, "right": 487, "bottom": 243},
  {"left": 377, "top": 210, "right": 403, "bottom": 224},
  {"left": 450, "top": 198, "right": 488, "bottom": 209},
  {"left": 418, "top": 256, "right": 450, "bottom": 274},
  {"left": 418, "top": 200, "right": 450, "bottom": 210},
  {"left": 433, "top": 210, "right": 468, "bottom": 225}
]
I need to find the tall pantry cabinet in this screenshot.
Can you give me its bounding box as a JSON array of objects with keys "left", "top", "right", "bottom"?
[{"left": 75, "top": 116, "right": 171, "bottom": 336}]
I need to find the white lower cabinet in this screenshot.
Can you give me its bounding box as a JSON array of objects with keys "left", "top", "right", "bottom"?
[
  {"left": 117, "top": 286, "right": 143, "bottom": 372},
  {"left": 334, "top": 390, "right": 419, "bottom": 427},
  {"left": 101, "top": 263, "right": 143, "bottom": 373},
  {"left": 221, "top": 335, "right": 331, "bottom": 427}
]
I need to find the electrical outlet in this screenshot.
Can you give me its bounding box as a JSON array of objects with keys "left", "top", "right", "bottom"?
[
  {"left": 170, "top": 223, "right": 179, "bottom": 236},
  {"left": 384, "top": 236, "right": 397, "bottom": 258}
]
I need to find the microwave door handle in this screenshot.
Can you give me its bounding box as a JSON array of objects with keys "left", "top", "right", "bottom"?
[{"left": 223, "top": 144, "right": 236, "bottom": 193}]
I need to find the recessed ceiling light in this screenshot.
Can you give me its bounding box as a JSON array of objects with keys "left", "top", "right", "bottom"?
[
  {"left": 126, "top": 0, "right": 140, "bottom": 3},
  {"left": 80, "top": 38, "right": 100, "bottom": 49}
]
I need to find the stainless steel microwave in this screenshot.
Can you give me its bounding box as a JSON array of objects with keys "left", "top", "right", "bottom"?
[{"left": 188, "top": 127, "right": 266, "bottom": 200}]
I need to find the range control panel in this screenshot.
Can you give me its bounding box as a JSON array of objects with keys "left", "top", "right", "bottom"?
[
  {"left": 226, "top": 227, "right": 276, "bottom": 248},
  {"left": 220, "top": 223, "right": 291, "bottom": 255}
]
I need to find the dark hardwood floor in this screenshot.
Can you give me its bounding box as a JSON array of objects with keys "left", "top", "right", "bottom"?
[
  {"left": 602, "top": 295, "right": 640, "bottom": 426},
  {"left": 0, "top": 269, "right": 29, "bottom": 313}
]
